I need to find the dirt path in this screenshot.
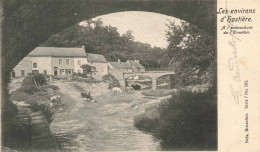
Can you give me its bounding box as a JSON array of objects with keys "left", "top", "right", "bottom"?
[{"left": 50, "top": 81, "right": 161, "bottom": 151}]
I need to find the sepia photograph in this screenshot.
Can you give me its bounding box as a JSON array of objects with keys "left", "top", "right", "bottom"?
[{"left": 1, "top": 0, "right": 218, "bottom": 151}]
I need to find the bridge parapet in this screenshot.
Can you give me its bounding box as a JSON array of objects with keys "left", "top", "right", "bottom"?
[
  {"left": 122, "top": 71, "right": 175, "bottom": 89},
  {"left": 123, "top": 71, "right": 175, "bottom": 80}
]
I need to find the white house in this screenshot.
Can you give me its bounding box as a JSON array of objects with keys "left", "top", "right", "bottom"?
[
  {"left": 27, "top": 46, "right": 86, "bottom": 76},
  {"left": 85, "top": 53, "right": 108, "bottom": 79},
  {"left": 12, "top": 46, "right": 108, "bottom": 78}
]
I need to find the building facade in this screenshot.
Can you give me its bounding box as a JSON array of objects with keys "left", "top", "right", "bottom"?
[
  {"left": 12, "top": 47, "right": 145, "bottom": 80},
  {"left": 12, "top": 57, "right": 32, "bottom": 77},
  {"left": 108, "top": 59, "right": 146, "bottom": 80},
  {"left": 85, "top": 53, "right": 108, "bottom": 80},
  {"left": 12, "top": 46, "right": 108, "bottom": 78},
  {"left": 126, "top": 60, "right": 145, "bottom": 72}
]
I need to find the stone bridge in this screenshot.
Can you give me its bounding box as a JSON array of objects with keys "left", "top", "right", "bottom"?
[{"left": 121, "top": 71, "right": 175, "bottom": 89}]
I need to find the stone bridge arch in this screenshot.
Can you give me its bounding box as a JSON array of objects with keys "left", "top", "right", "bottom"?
[
  {"left": 2, "top": 0, "right": 216, "bottom": 81},
  {"left": 123, "top": 71, "right": 175, "bottom": 89}
]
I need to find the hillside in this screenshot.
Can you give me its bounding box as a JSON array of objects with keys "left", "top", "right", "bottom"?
[{"left": 41, "top": 19, "right": 168, "bottom": 69}]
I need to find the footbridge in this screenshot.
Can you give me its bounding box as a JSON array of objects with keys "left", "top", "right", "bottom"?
[{"left": 121, "top": 71, "right": 175, "bottom": 89}]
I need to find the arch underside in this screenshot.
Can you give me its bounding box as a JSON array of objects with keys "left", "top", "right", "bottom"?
[{"left": 2, "top": 0, "right": 216, "bottom": 79}]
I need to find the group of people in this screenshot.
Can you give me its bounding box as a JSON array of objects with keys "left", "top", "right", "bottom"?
[{"left": 50, "top": 95, "right": 61, "bottom": 108}]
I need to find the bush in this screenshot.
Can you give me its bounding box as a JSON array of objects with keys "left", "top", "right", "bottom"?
[
  {"left": 73, "top": 72, "right": 90, "bottom": 78},
  {"left": 17, "top": 85, "right": 39, "bottom": 94},
  {"left": 134, "top": 89, "right": 217, "bottom": 150},
  {"left": 73, "top": 75, "right": 100, "bottom": 83},
  {"left": 23, "top": 73, "right": 46, "bottom": 86},
  {"left": 134, "top": 113, "right": 159, "bottom": 132}
]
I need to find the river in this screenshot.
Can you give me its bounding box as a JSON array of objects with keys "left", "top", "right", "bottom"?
[{"left": 50, "top": 81, "right": 162, "bottom": 151}]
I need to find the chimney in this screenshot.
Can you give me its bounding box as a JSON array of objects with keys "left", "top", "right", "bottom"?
[
  {"left": 135, "top": 59, "right": 139, "bottom": 62},
  {"left": 118, "top": 59, "right": 121, "bottom": 64},
  {"left": 82, "top": 45, "right": 85, "bottom": 50}
]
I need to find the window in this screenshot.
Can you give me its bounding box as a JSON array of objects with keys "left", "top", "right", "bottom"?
[
  {"left": 21, "top": 70, "right": 25, "bottom": 77},
  {"left": 43, "top": 70, "right": 47, "bottom": 75},
  {"left": 65, "top": 69, "right": 72, "bottom": 75},
  {"left": 60, "top": 69, "right": 65, "bottom": 75},
  {"left": 78, "top": 69, "right": 81, "bottom": 73},
  {"left": 78, "top": 60, "right": 81, "bottom": 65},
  {"left": 59, "top": 59, "right": 62, "bottom": 65},
  {"left": 33, "top": 63, "right": 37, "bottom": 68},
  {"left": 66, "top": 59, "right": 69, "bottom": 64}
]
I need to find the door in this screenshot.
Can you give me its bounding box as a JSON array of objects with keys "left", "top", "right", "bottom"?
[
  {"left": 54, "top": 69, "right": 57, "bottom": 76},
  {"left": 11, "top": 70, "right": 15, "bottom": 78}
]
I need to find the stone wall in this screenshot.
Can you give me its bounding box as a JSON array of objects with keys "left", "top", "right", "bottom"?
[{"left": 6, "top": 102, "right": 60, "bottom": 152}]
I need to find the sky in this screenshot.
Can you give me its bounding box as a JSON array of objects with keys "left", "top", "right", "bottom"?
[{"left": 79, "top": 11, "right": 182, "bottom": 48}]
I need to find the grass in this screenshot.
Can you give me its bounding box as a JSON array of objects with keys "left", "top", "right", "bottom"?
[
  {"left": 134, "top": 104, "right": 160, "bottom": 132},
  {"left": 10, "top": 91, "right": 31, "bottom": 101},
  {"left": 16, "top": 84, "right": 39, "bottom": 94},
  {"left": 141, "top": 89, "right": 172, "bottom": 97},
  {"left": 9, "top": 78, "right": 58, "bottom": 125},
  {"left": 134, "top": 89, "right": 217, "bottom": 151},
  {"left": 72, "top": 83, "right": 86, "bottom": 92},
  {"left": 42, "top": 84, "right": 59, "bottom": 91},
  {"left": 30, "top": 103, "right": 54, "bottom": 124}
]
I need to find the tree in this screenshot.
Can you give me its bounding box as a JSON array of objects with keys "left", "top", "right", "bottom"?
[
  {"left": 80, "top": 64, "right": 95, "bottom": 75},
  {"left": 41, "top": 19, "right": 166, "bottom": 69},
  {"left": 165, "top": 21, "right": 216, "bottom": 87}
]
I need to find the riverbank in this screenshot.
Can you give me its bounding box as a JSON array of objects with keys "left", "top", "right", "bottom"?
[
  {"left": 134, "top": 88, "right": 217, "bottom": 151},
  {"left": 5, "top": 77, "right": 60, "bottom": 151},
  {"left": 3, "top": 101, "right": 60, "bottom": 152}
]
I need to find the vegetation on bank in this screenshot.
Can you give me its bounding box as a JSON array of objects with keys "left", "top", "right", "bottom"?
[
  {"left": 10, "top": 73, "right": 59, "bottom": 124},
  {"left": 134, "top": 19, "right": 217, "bottom": 150},
  {"left": 141, "top": 89, "right": 173, "bottom": 97},
  {"left": 2, "top": 74, "right": 59, "bottom": 149},
  {"left": 134, "top": 89, "right": 217, "bottom": 150}
]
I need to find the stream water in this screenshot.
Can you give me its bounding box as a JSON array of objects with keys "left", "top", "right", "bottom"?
[{"left": 50, "top": 82, "right": 161, "bottom": 151}]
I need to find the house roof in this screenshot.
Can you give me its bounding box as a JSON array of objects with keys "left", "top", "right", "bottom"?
[
  {"left": 86, "top": 53, "right": 107, "bottom": 63},
  {"left": 109, "top": 62, "right": 132, "bottom": 69},
  {"left": 127, "top": 60, "right": 145, "bottom": 69},
  {"left": 28, "top": 47, "right": 86, "bottom": 57}
]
